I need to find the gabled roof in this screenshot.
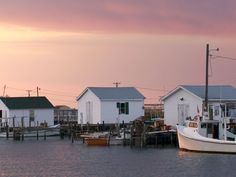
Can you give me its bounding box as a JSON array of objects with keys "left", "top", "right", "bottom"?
[
  {"left": 0, "top": 97, "right": 54, "bottom": 110},
  {"left": 162, "top": 85, "right": 236, "bottom": 101},
  {"left": 77, "top": 87, "right": 145, "bottom": 100}
]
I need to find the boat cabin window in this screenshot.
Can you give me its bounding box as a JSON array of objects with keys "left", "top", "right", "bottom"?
[
  {"left": 214, "top": 106, "right": 220, "bottom": 116},
  {"left": 189, "top": 122, "right": 198, "bottom": 128},
  {"left": 201, "top": 123, "right": 206, "bottom": 128}
]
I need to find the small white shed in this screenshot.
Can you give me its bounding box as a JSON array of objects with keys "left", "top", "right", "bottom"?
[
  {"left": 77, "top": 87, "right": 145, "bottom": 124},
  {"left": 0, "top": 97, "right": 54, "bottom": 127},
  {"left": 162, "top": 85, "right": 236, "bottom": 127}
]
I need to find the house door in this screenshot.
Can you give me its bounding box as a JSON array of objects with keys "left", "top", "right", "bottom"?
[
  {"left": 178, "top": 104, "right": 189, "bottom": 125},
  {"left": 86, "top": 101, "right": 93, "bottom": 123}
]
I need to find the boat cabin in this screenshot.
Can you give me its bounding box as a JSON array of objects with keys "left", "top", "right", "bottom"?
[{"left": 162, "top": 85, "right": 236, "bottom": 129}]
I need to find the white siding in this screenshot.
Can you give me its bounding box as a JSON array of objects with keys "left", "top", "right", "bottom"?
[
  {"left": 101, "top": 100, "right": 144, "bottom": 124},
  {"left": 77, "top": 89, "right": 145, "bottom": 124},
  {"left": 77, "top": 90, "right": 101, "bottom": 124},
  {"left": 0, "top": 100, "right": 10, "bottom": 124},
  {"left": 9, "top": 109, "right": 54, "bottom": 127},
  {"left": 164, "top": 89, "right": 202, "bottom": 127}
]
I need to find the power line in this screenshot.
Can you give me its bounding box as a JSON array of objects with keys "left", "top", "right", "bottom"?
[
  {"left": 5, "top": 85, "right": 77, "bottom": 98},
  {"left": 211, "top": 55, "right": 236, "bottom": 61},
  {"left": 41, "top": 88, "right": 77, "bottom": 95},
  {"left": 136, "top": 87, "right": 168, "bottom": 92},
  {"left": 40, "top": 91, "right": 76, "bottom": 98}
]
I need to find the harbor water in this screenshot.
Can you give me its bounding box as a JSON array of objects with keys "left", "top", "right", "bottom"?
[{"left": 0, "top": 138, "right": 236, "bottom": 177}]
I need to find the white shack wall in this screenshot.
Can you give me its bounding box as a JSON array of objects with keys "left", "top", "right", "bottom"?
[
  {"left": 77, "top": 90, "right": 101, "bottom": 124},
  {"left": 0, "top": 100, "right": 10, "bottom": 123},
  {"left": 9, "top": 109, "right": 54, "bottom": 127},
  {"left": 101, "top": 100, "right": 144, "bottom": 124},
  {"left": 164, "top": 89, "right": 202, "bottom": 127}
]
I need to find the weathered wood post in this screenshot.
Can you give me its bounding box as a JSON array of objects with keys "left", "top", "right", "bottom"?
[
  {"left": 6, "top": 121, "right": 9, "bottom": 139},
  {"left": 141, "top": 123, "right": 146, "bottom": 148},
  {"left": 21, "top": 117, "right": 24, "bottom": 141},
  {"left": 13, "top": 116, "right": 15, "bottom": 128},
  {"left": 36, "top": 121, "right": 39, "bottom": 140},
  {"left": 122, "top": 121, "right": 126, "bottom": 146},
  {"left": 130, "top": 124, "right": 134, "bottom": 148},
  {"left": 12, "top": 116, "right": 16, "bottom": 140},
  {"left": 87, "top": 122, "right": 89, "bottom": 132},
  {"left": 102, "top": 121, "right": 105, "bottom": 132},
  {"left": 44, "top": 120, "right": 46, "bottom": 140}
]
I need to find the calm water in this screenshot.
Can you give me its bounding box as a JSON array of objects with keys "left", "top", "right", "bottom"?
[{"left": 0, "top": 138, "right": 236, "bottom": 177}]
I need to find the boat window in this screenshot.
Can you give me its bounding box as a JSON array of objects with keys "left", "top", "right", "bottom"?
[
  {"left": 209, "top": 106, "right": 214, "bottom": 120},
  {"left": 214, "top": 106, "right": 220, "bottom": 116},
  {"left": 207, "top": 124, "right": 213, "bottom": 134},
  {"left": 201, "top": 123, "right": 206, "bottom": 128}
]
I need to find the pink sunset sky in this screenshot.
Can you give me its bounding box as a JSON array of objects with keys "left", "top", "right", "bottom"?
[{"left": 0, "top": 0, "right": 236, "bottom": 108}]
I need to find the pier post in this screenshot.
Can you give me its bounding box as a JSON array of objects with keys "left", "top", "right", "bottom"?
[
  {"left": 87, "top": 122, "right": 89, "bottom": 132},
  {"left": 37, "top": 121, "right": 39, "bottom": 140},
  {"left": 44, "top": 120, "right": 46, "bottom": 140},
  {"left": 130, "top": 125, "right": 134, "bottom": 148},
  {"left": 21, "top": 117, "right": 24, "bottom": 141},
  {"left": 6, "top": 122, "right": 9, "bottom": 139},
  {"left": 13, "top": 116, "right": 15, "bottom": 128},
  {"left": 102, "top": 121, "right": 105, "bottom": 132},
  {"left": 122, "top": 121, "right": 126, "bottom": 146}
]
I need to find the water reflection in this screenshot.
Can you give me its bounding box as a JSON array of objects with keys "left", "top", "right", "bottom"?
[{"left": 0, "top": 139, "right": 235, "bottom": 177}]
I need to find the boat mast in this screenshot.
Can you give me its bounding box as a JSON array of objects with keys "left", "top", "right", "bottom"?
[{"left": 204, "top": 44, "right": 210, "bottom": 119}]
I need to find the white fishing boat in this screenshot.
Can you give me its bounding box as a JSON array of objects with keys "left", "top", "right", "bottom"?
[
  {"left": 176, "top": 44, "right": 236, "bottom": 153},
  {"left": 177, "top": 118, "right": 236, "bottom": 153}
]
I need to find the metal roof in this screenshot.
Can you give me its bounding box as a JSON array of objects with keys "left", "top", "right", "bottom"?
[
  {"left": 0, "top": 97, "right": 54, "bottom": 109},
  {"left": 85, "top": 87, "right": 145, "bottom": 100},
  {"left": 181, "top": 85, "right": 236, "bottom": 100}
]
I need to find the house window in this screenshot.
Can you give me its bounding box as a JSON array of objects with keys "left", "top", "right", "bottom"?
[{"left": 117, "top": 102, "right": 129, "bottom": 115}]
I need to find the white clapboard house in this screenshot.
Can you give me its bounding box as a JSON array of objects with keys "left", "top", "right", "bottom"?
[
  {"left": 0, "top": 97, "right": 54, "bottom": 127},
  {"left": 162, "top": 85, "right": 236, "bottom": 127},
  {"left": 77, "top": 87, "right": 145, "bottom": 124}
]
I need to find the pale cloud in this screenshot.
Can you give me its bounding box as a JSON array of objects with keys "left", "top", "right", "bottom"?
[{"left": 0, "top": 0, "right": 236, "bottom": 35}]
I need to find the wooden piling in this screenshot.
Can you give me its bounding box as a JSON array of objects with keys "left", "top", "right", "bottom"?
[
  {"left": 21, "top": 117, "right": 24, "bottom": 141},
  {"left": 122, "top": 121, "right": 126, "bottom": 146},
  {"left": 37, "top": 121, "right": 39, "bottom": 140},
  {"left": 6, "top": 122, "right": 9, "bottom": 139},
  {"left": 102, "top": 121, "right": 105, "bottom": 132},
  {"left": 44, "top": 120, "right": 46, "bottom": 140}
]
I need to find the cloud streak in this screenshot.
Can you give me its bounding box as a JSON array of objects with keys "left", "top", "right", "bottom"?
[{"left": 0, "top": 0, "right": 236, "bottom": 35}]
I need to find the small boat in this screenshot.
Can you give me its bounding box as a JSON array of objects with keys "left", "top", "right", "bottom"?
[
  {"left": 177, "top": 118, "right": 236, "bottom": 153},
  {"left": 85, "top": 137, "right": 109, "bottom": 146},
  {"left": 0, "top": 125, "right": 60, "bottom": 138},
  {"left": 83, "top": 132, "right": 110, "bottom": 146},
  {"left": 109, "top": 130, "right": 131, "bottom": 145}
]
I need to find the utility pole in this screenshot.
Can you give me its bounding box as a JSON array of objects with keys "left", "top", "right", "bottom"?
[
  {"left": 26, "top": 90, "right": 32, "bottom": 97},
  {"left": 37, "top": 87, "right": 40, "bottom": 97},
  {"left": 2, "top": 85, "right": 6, "bottom": 97},
  {"left": 113, "top": 82, "right": 121, "bottom": 88},
  {"left": 204, "top": 44, "right": 209, "bottom": 115},
  {"left": 204, "top": 44, "right": 219, "bottom": 120}
]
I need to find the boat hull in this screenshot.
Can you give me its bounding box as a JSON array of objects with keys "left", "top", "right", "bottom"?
[
  {"left": 0, "top": 128, "right": 60, "bottom": 138},
  {"left": 177, "top": 125, "right": 236, "bottom": 153},
  {"left": 85, "top": 137, "right": 109, "bottom": 146}
]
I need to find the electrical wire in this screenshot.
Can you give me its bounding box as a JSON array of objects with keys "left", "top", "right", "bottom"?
[
  {"left": 211, "top": 55, "right": 236, "bottom": 61},
  {"left": 136, "top": 87, "right": 168, "bottom": 92}
]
